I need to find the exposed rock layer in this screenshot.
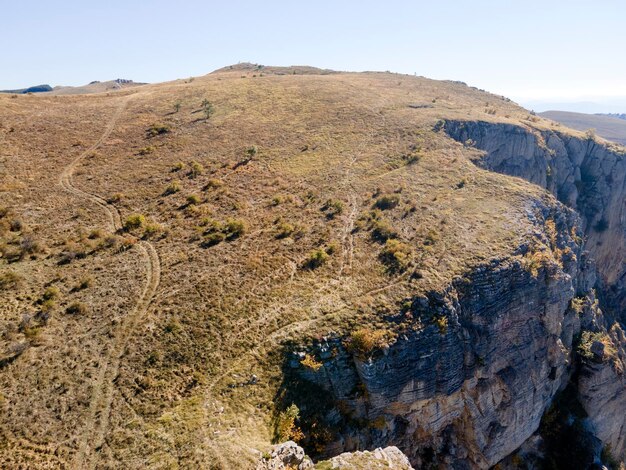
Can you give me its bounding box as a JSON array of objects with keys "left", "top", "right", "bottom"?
[{"left": 284, "top": 123, "right": 626, "bottom": 468}]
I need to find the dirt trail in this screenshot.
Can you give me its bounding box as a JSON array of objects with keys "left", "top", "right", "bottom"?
[{"left": 58, "top": 97, "right": 161, "bottom": 469}]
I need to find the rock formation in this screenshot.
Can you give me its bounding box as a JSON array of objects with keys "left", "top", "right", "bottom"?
[{"left": 279, "top": 123, "right": 626, "bottom": 468}]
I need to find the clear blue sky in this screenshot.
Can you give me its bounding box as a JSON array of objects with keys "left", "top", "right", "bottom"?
[{"left": 2, "top": 0, "right": 625, "bottom": 105}]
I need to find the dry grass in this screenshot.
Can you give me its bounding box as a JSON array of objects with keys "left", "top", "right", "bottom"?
[{"left": 0, "top": 64, "right": 576, "bottom": 468}]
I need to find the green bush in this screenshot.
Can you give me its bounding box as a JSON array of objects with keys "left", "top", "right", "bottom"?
[
  {"left": 223, "top": 218, "right": 246, "bottom": 240},
  {"left": 373, "top": 195, "right": 400, "bottom": 210},
  {"left": 305, "top": 248, "right": 329, "bottom": 269},
  {"left": 123, "top": 214, "right": 146, "bottom": 231},
  {"left": 379, "top": 239, "right": 412, "bottom": 271}
]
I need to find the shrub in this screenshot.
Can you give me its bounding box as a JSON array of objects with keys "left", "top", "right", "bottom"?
[
  {"left": 138, "top": 146, "right": 154, "bottom": 156},
  {"left": 300, "top": 354, "right": 323, "bottom": 371},
  {"left": 276, "top": 222, "right": 295, "bottom": 239},
  {"left": 223, "top": 218, "right": 246, "bottom": 240},
  {"left": 202, "top": 231, "right": 226, "bottom": 247},
  {"left": 66, "top": 302, "right": 88, "bottom": 315},
  {"left": 88, "top": 229, "right": 104, "bottom": 239},
  {"left": 124, "top": 214, "right": 146, "bottom": 231},
  {"left": 379, "top": 239, "right": 412, "bottom": 271},
  {"left": 594, "top": 218, "right": 609, "bottom": 233},
  {"left": 147, "top": 124, "right": 170, "bottom": 137},
  {"left": 0, "top": 271, "right": 22, "bottom": 290},
  {"left": 76, "top": 276, "right": 93, "bottom": 290},
  {"left": 40, "top": 299, "right": 56, "bottom": 313},
  {"left": 371, "top": 217, "right": 397, "bottom": 242},
  {"left": 107, "top": 193, "right": 124, "bottom": 204},
  {"left": 174, "top": 100, "right": 182, "bottom": 113},
  {"left": 322, "top": 199, "right": 344, "bottom": 219},
  {"left": 373, "top": 195, "right": 400, "bottom": 210},
  {"left": 204, "top": 178, "right": 223, "bottom": 189},
  {"left": 434, "top": 315, "right": 449, "bottom": 334},
  {"left": 42, "top": 286, "right": 60, "bottom": 301},
  {"left": 345, "top": 328, "right": 388, "bottom": 358},
  {"left": 275, "top": 404, "right": 304, "bottom": 443},
  {"left": 186, "top": 194, "right": 201, "bottom": 205},
  {"left": 305, "top": 248, "right": 329, "bottom": 269},
  {"left": 188, "top": 161, "right": 204, "bottom": 178},
  {"left": 164, "top": 180, "right": 181, "bottom": 195},
  {"left": 172, "top": 162, "right": 185, "bottom": 172},
  {"left": 144, "top": 223, "right": 163, "bottom": 239},
  {"left": 201, "top": 99, "right": 215, "bottom": 120}
]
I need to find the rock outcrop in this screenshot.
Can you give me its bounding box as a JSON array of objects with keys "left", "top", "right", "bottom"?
[
  {"left": 257, "top": 441, "right": 413, "bottom": 469},
  {"left": 256, "top": 441, "right": 313, "bottom": 470}
]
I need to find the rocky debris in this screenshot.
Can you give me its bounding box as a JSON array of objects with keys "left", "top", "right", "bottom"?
[
  {"left": 256, "top": 441, "right": 313, "bottom": 470},
  {"left": 322, "top": 446, "right": 414, "bottom": 469},
  {"left": 257, "top": 442, "right": 413, "bottom": 470}
]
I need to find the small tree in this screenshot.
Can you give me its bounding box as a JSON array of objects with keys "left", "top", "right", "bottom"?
[
  {"left": 174, "top": 100, "right": 182, "bottom": 113},
  {"left": 201, "top": 99, "right": 214, "bottom": 120}
]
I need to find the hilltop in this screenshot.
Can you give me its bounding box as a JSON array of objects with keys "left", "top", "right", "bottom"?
[{"left": 0, "top": 65, "right": 625, "bottom": 469}]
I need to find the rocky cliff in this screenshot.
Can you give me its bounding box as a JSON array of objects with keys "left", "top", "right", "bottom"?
[
  {"left": 444, "top": 120, "right": 626, "bottom": 319},
  {"left": 276, "top": 123, "right": 626, "bottom": 468}
]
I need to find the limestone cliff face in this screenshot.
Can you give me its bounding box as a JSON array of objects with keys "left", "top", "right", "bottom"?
[
  {"left": 443, "top": 121, "right": 626, "bottom": 464},
  {"left": 287, "top": 200, "right": 593, "bottom": 468},
  {"left": 444, "top": 120, "right": 626, "bottom": 317},
  {"left": 282, "top": 123, "right": 626, "bottom": 468}
]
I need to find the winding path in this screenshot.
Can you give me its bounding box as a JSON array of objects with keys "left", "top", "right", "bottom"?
[{"left": 58, "top": 97, "right": 161, "bottom": 469}]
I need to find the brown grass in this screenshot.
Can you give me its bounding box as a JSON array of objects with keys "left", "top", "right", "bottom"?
[{"left": 0, "top": 64, "right": 574, "bottom": 468}]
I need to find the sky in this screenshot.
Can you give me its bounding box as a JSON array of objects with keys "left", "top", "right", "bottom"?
[{"left": 2, "top": 0, "right": 625, "bottom": 111}]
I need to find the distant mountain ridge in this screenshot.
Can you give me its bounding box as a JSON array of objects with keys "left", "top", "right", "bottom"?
[
  {"left": 1, "top": 79, "right": 144, "bottom": 95},
  {"left": 597, "top": 113, "right": 626, "bottom": 121},
  {"left": 0, "top": 84, "right": 52, "bottom": 94}
]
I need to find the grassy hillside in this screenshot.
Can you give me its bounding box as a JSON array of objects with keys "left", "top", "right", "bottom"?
[
  {"left": 0, "top": 65, "right": 580, "bottom": 468},
  {"left": 539, "top": 110, "right": 626, "bottom": 145}
]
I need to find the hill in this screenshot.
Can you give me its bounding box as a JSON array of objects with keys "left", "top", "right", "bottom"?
[
  {"left": 539, "top": 109, "right": 626, "bottom": 145},
  {"left": 0, "top": 84, "right": 53, "bottom": 94},
  {"left": 1, "top": 65, "right": 625, "bottom": 469}
]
